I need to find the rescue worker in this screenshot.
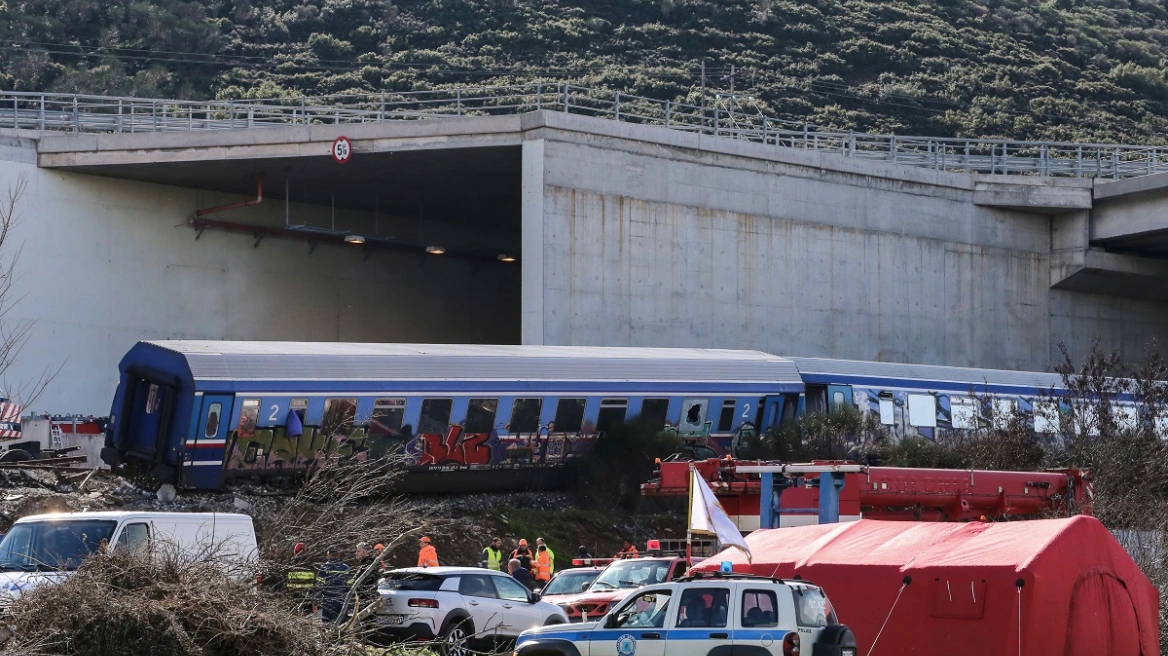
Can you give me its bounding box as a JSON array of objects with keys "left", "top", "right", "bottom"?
[
  {"left": 534, "top": 544, "right": 552, "bottom": 587},
  {"left": 616, "top": 539, "right": 638, "bottom": 558},
  {"left": 577, "top": 545, "right": 593, "bottom": 560},
  {"left": 508, "top": 557, "right": 534, "bottom": 590},
  {"left": 314, "top": 545, "right": 350, "bottom": 623},
  {"left": 480, "top": 537, "right": 504, "bottom": 571},
  {"left": 535, "top": 537, "right": 555, "bottom": 576},
  {"left": 516, "top": 544, "right": 533, "bottom": 572},
  {"left": 509, "top": 538, "right": 530, "bottom": 561},
  {"left": 417, "top": 536, "right": 439, "bottom": 568},
  {"left": 285, "top": 542, "right": 316, "bottom": 609},
  {"left": 374, "top": 543, "right": 386, "bottom": 571}
]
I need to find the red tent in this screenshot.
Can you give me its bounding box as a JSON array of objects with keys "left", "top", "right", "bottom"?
[{"left": 693, "top": 516, "right": 1158, "bottom": 656}]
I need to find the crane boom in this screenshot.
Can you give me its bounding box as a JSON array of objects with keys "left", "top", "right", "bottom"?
[{"left": 642, "top": 458, "right": 1091, "bottom": 531}]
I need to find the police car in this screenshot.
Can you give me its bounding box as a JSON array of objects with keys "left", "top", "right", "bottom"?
[{"left": 514, "top": 571, "right": 857, "bottom": 656}]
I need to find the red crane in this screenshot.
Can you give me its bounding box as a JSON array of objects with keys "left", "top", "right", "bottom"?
[{"left": 641, "top": 458, "right": 1091, "bottom": 531}]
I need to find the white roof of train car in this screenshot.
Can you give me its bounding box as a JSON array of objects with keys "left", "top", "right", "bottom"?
[
  {"left": 788, "top": 356, "right": 1066, "bottom": 391},
  {"left": 142, "top": 341, "right": 804, "bottom": 385}
]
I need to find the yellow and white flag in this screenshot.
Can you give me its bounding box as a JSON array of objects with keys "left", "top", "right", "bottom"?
[{"left": 689, "top": 468, "right": 752, "bottom": 562}]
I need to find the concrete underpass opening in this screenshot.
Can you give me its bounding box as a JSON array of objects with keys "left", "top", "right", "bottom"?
[{"left": 80, "top": 145, "right": 524, "bottom": 347}]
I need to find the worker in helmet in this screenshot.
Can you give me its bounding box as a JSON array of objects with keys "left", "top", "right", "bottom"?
[
  {"left": 285, "top": 542, "right": 315, "bottom": 610},
  {"left": 417, "top": 536, "right": 439, "bottom": 568},
  {"left": 509, "top": 538, "right": 530, "bottom": 561}
]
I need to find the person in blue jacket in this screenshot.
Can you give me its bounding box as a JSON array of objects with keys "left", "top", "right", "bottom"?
[{"left": 314, "top": 545, "right": 351, "bottom": 623}]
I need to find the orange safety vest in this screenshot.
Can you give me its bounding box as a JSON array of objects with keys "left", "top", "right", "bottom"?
[
  {"left": 535, "top": 551, "right": 552, "bottom": 582},
  {"left": 418, "top": 545, "right": 439, "bottom": 568},
  {"left": 617, "top": 546, "right": 638, "bottom": 558}
]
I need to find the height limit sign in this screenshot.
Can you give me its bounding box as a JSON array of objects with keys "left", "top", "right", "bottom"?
[{"left": 331, "top": 136, "right": 352, "bottom": 164}]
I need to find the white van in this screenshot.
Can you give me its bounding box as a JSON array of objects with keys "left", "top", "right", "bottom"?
[{"left": 0, "top": 511, "right": 258, "bottom": 601}]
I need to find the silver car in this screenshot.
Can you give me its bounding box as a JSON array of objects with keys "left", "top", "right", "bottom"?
[{"left": 374, "top": 566, "right": 568, "bottom": 655}]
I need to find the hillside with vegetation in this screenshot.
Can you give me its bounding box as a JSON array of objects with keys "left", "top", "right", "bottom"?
[{"left": 1, "top": 0, "right": 1168, "bottom": 143}]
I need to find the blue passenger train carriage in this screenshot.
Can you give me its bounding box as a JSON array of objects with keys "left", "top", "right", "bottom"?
[
  {"left": 102, "top": 341, "right": 805, "bottom": 491},
  {"left": 789, "top": 357, "right": 1099, "bottom": 440}
]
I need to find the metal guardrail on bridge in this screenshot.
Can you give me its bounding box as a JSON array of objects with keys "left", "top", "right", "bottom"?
[{"left": 3, "top": 84, "right": 1166, "bottom": 179}]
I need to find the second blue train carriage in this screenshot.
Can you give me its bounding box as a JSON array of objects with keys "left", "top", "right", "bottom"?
[{"left": 101, "top": 341, "right": 805, "bottom": 490}]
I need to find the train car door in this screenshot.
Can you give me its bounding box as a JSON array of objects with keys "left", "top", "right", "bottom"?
[
  {"left": 122, "top": 377, "right": 176, "bottom": 461},
  {"left": 827, "top": 385, "right": 853, "bottom": 410},
  {"left": 183, "top": 394, "right": 232, "bottom": 487},
  {"left": 759, "top": 396, "right": 786, "bottom": 432}
]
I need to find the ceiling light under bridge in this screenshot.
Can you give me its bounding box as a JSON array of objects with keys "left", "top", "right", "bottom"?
[
  {"left": 426, "top": 245, "right": 446, "bottom": 255},
  {"left": 497, "top": 254, "right": 517, "bottom": 263},
  {"left": 344, "top": 234, "right": 365, "bottom": 245}
]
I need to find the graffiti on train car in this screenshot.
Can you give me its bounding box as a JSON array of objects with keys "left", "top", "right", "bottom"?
[{"left": 220, "top": 418, "right": 604, "bottom": 475}]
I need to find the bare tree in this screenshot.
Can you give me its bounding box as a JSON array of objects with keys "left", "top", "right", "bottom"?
[{"left": 0, "top": 175, "right": 62, "bottom": 407}]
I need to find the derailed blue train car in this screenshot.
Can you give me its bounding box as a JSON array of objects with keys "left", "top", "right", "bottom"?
[{"left": 101, "top": 342, "right": 805, "bottom": 491}]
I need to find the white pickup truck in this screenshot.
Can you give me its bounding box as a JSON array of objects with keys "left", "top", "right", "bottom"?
[{"left": 515, "top": 571, "right": 857, "bottom": 656}]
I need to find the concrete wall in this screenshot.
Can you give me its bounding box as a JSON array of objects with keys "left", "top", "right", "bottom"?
[
  {"left": 19, "top": 419, "right": 108, "bottom": 468},
  {"left": 521, "top": 118, "right": 1168, "bottom": 371},
  {"left": 0, "top": 136, "right": 519, "bottom": 415}
]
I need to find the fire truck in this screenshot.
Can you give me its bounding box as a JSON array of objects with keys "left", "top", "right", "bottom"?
[{"left": 642, "top": 458, "right": 1091, "bottom": 531}]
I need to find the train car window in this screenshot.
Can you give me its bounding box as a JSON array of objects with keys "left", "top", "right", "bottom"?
[
  {"left": 832, "top": 391, "right": 846, "bottom": 407},
  {"left": 1115, "top": 405, "right": 1138, "bottom": 432},
  {"left": 1073, "top": 406, "right": 1101, "bottom": 437},
  {"left": 640, "top": 399, "right": 669, "bottom": 424},
  {"left": 718, "top": 399, "right": 737, "bottom": 432},
  {"left": 419, "top": 399, "right": 454, "bottom": 434},
  {"left": 323, "top": 398, "right": 358, "bottom": 437},
  {"left": 878, "top": 394, "right": 895, "bottom": 425},
  {"left": 509, "top": 398, "right": 542, "bottom": 433},
  {"left": 805, "top": 386, "right": 828, "bottom": 414},
  {"left": 466, "top": 399, "right": 499, "bottom": 433},
  {"left": 239, "top": 399, "right": 260, "bottom": 438},
  {"left": 370, "top": 399, "right": 406, "bottom": 437},
  {"left": 992, "top": 399, "right": 1017, "bottom": 429},
  {"left": 553, "top": 398, "right": 587, "bottom": 433},
  {"left": 204, "top": 403, "right": 222, "bottom": 438},
  {"left": 1155, "top": 413, "right": 1168, "bottom": 439},
  {"left": 908, "top": 394, "right": 937, "bottom": 427},
  {"left": 781, "top": 394, "right": 799, "bottom": 425},
  {"left": 950, "top": 397, "right": 978, "bottom": 429},
  {"left": 596, "top": 399, "right": 628, "bottom": 433},
  {"left": 1033, "top": 401, "right": 1060, "bottom": 434},
  {"left": 290, "top": 398, "right": 308, "bottom": 423},
  {"left": 145, "top": 384, "right": 159, "bottom": 414}
]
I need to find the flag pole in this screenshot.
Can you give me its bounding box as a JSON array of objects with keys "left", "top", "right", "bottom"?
[{"left": 686, "top": 461, "right": 694, "bottom": 568}]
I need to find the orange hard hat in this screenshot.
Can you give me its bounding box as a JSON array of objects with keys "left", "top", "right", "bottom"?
[
  {"left": 420, "top": 536, "right": 431, "bottom": 544},
  {"left": 374, "top": 543, "right": 385, "bottom": 551},
  {"left": 518, "top": 539, "right": 528, "bottom": 546}
]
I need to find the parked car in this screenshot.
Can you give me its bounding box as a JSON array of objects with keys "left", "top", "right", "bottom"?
[
  {"left": 517, "top": 571, "right": 857, "bottom": 656},
  {"left": 537, "top": 566, "right": 603, "bottom": 604},
  {"left": 555, "top": 556, "right": 688, "bottom": 622},
  {"left": 373, "top": 567, "right": 568, "bottom": 655}
]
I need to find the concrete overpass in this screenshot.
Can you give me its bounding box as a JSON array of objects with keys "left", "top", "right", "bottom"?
[{"left": 4, "top": 88, "right": 1168, "bottom": 412}]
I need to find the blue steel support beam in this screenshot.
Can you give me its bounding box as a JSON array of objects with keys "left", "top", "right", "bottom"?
[
  {"left": 818, "top": 472, "right": 846, "bottom": 524},
  {"left": 760, "top": 472, "right": 774, "bottom": 530}
]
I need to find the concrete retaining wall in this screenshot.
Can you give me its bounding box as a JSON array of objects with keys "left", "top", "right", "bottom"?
[
  {"left": 522, "top": 121, "right": 1168, "bottom": 371},
  {"left": 0, "top": 138, "right": 519, "bottom": 414}
]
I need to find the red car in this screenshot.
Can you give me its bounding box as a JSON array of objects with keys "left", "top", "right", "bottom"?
[
  {"left": 537, "top": 566, "right": 603, "bottom": 606},
  {"left": 555, "top": 556, "right": 689, "bottom": 622}
]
